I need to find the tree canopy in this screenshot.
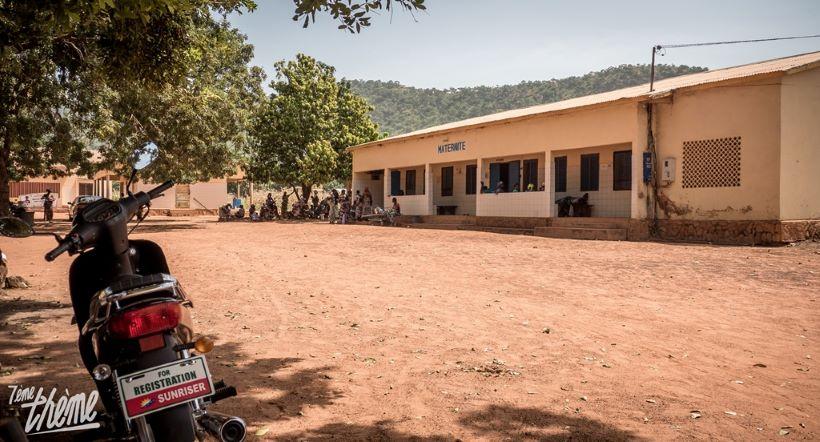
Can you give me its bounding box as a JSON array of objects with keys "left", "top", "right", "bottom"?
[
  {"left": 0, "top": 0, "right": 426, "bottom": 215},
  {"left": 248, "top": 54, "right": 380, "bottom": 198},
  {"left": 348, "top": 64, "right": 708, "bottom": 136}
]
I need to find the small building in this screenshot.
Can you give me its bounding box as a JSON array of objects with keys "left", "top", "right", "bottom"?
[
  {"left": 349, "top": 52, "right": 820, "bottom": 244},
  {"left": 10, "top": 173, "right": 234, "bottom": 212}
]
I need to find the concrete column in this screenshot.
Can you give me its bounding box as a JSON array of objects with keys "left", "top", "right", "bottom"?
[
  {"left": 544, "top": 151, "right": 554, "bottom": 217},
  {"left": 475, "top": 158, "right": 483, "bottom": 217},
  {"left": 631, "top": 105, "right": 649, "bottom": 219},
  {"left": 105, "top": 178, "right": 111, "bottom": 198},
  {"left": 425, "top": 163, "right": 433, "bottom": 215},
  {"left": 383, "top": 168, "right": 390, "bottom": 209}
]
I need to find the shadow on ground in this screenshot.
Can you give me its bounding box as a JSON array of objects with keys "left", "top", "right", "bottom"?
[
  {"left": 207, "top": 341, "right": 344, "bottom": 424},
  {"left": 270, "top": 404, "right": 642, "bottom": 441}
]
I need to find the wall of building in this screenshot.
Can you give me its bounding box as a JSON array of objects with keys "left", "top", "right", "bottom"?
[
  {"left": 352, "top": 102, "right": 637, "bottom": 217},
  {"left": 478, "top": 192, "right": 549, "bottom": 218},
  {"left": 780, "top": 67, "right": 820, "bottom": 220},
  {"left": 653, "top": 76, "right": 783, "bottom": 220},
  {"left": 190, "top": 181, "right": 231, "bottom": 210},
  {"left": 352, "top": 171, "right": 385, "bottom": 210},
  {"left": 352, "top": 72, "right": 813, "bottom": 223},
  {"left": 352, "top": 102, "right": 638, "bottom": 173},
  {"left": 432, "top": 160, "right": 477, "bottom": 215},
  {"left": 552, "top": 144, "right": 632, "bottom": 218},
  {"left": 393, "top": 194, "right": 428, "bottom": 215},
  {"left": 133, "top": 179, "right": 229, "bottom": 210}
]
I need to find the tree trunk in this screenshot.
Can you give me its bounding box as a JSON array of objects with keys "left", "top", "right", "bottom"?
[
  {"left": 0, "top": 131, "right": 11, "bottom": 216},
  {"left": 301, "top": 183, "right": 312, "bottom": 202}
]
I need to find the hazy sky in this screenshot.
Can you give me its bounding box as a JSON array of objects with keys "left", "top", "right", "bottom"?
[{"left": 227, "top": 0, "right": 820, "bottom": 89}]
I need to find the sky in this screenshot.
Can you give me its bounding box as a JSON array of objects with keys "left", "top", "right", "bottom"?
[{"left": 226, "top": 0, "right": 820, "bottom": 89}]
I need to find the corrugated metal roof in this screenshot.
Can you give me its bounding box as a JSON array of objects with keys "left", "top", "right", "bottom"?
[{"left": 350, "top": 51, "right": 820, "bottom": 151}]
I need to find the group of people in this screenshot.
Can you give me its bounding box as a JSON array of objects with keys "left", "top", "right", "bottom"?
[
  {"left": 218, "top": 187, "right": 402, "bottom": 224},
  {"left": 481, "top": 181, "right": 546, "bottom": 194}
]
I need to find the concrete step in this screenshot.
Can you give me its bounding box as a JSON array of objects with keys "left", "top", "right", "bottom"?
[
  {"left": 534, "top": 226, "right": 627, "bottom": 241},
  {"left": 459, "top": 226, "right": 534, "bottom": 236},
  {"left": 549, "top": 217, "right": 630, "bottom": 230},
  {"left": 406, "top": 223, "right": 464, "bottom": 231},
  {"left": 419, "top": 215, "right": 477, "bottom": 225}
]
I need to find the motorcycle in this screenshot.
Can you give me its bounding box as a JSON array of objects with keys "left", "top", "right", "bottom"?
[{"left": 17, "top": 143, "right": 245, "bottom": 441}]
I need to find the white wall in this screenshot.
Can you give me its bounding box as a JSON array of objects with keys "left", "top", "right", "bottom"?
[
  {"left": 780, "top": 67, "right": 820, "bottom": 220},
  {"left": 478, "top": 192, "right": 549, "bottom": 218},
  {"left": 393, "top": 194, "right": 428, "bottom": 216}
]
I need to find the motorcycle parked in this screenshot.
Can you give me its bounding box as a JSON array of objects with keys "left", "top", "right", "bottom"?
[{"left": 35, "top": 143, "right": 245, "bottom": 442}]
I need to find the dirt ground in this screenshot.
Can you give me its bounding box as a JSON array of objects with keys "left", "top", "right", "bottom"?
[{"left": 1, "top": 215, "right": 818, "bottom": 441}]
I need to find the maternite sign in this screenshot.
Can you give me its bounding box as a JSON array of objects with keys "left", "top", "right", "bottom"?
[{"left": 436, "top": 141, "right": 467, "bottom": 154}]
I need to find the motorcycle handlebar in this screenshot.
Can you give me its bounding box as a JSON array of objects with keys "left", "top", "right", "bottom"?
[
  {"left": 148, "top": 180, "right": 174, "bottom": 200},
  {"left": 45, "top": 238, "right": 74, "bottom": 262},
  {"left": 43, "top": 180, "right": 173, "bottom": 262}
]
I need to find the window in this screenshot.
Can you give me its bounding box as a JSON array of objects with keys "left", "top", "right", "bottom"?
[
  {"left": 390, "top": 170, "right": 401, "bottom": 195},
  {"left": 79, "top": 182, "right": 94, "bottom": 195},
  {"left": 682, "top": 136, "right": 741, "bottom": 188},
  {"left": 523, "top": 159, "right": 538, "bottom": 190},
  {"left": 405, "top": 170, "right": 416, "bottom": 195},
  {"left": 554, "top": 156, "right": 567, "bottom": 192},
  {"left": 441, "top": 166, "right": 453, "bottom": 196},
  {"left": 488, "top": 161, "right": 523, "bottom": 192},
  {"left": 580, "top": 153, "right": 599, "bottom": 191},
  {"left": 466, "top": 164, "right": 477, "bottom": 195},
  {"left": 613, "top": 150, "right": 632, "bottom": 191}
]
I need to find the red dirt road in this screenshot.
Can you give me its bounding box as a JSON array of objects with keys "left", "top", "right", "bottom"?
[{"left": 1, "top": 216, "right": 818, "bottom": 440}]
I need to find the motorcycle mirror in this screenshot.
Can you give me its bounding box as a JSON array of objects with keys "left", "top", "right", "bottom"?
[
  {"left": 0, "top": 216, "right": 34, "bottom": 238},
  {"left": 134, "top": 142, "right": 158, "bottom": 171}
]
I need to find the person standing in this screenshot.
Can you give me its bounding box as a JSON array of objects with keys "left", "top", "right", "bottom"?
[
  {"left": 281, "top": 190, "right": 289, "bottom": 217},
  {"left": 353, "top": 190, "right": 363, "bottom": 221},
  {"left": 340, "top": 193, "right": 351, "bottom": 224},
  {"left": 42, "top": 189, "right": 54, "bottom": 223},
  {"left": 329, "top": 189, "right": 339, "bottom": 224},
  {"left": 311, "top": 190, "right": 320, "bottom": 215},
  {"left": 362, "top": 187, "right": 373, "bottom": 216}
]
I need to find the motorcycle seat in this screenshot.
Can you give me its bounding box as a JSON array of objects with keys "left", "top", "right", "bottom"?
[{"left": 107, "top": 273, "right": 169, "bottom": 294}]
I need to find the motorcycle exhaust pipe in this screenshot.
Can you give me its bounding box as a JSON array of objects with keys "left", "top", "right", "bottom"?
[{"left": 197, "top": 411, "right": 246, "bottom": 442}]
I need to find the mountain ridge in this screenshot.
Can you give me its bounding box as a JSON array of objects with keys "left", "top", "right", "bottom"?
[{"left": 347, "top": 64, "right": 707, "bottom": 136}]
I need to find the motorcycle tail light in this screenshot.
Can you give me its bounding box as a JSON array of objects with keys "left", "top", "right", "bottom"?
[{"left": 109, "top": 302, "right": 182, "bottom": 339}]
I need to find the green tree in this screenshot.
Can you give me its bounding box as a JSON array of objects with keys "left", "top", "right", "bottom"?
[
  {"left": 248, "top": 54, "right": 380, "bottom": 199},
  {"left": 0, "top": 0, "right": 425, "bottom": 215}
]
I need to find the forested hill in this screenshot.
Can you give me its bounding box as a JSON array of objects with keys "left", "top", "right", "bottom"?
[{"left": 348, "top": 64, "right": 707, "bottom": 136}]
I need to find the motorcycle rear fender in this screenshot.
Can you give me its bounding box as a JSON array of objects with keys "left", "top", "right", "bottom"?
[{"left": 69, "top": 240, "right": 171, "bottom": 334}]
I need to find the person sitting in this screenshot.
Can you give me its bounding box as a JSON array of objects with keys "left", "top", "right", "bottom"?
[
  {"left": 526, "top": 183, "right": 535, "bottom": 192},
  {"left": 494, "top": 181, "right": 505, "bottom": 194},
  {"left": 235, "top": 204, "right": 245, "bottom": 220},
  {"left": 218, "top": 204, "right": 231, "bottom": 221},
  {"left": 512, "top": 183, "right": 520, "bottom": 192},
  {"left": 539, "top": 182, "right": 545, "bottom": 191},
  {"left": 249, "top": 204, "right": 260, "bottom": 221},
  {"left": 391, "top": 197, "right": 401, "bottom": 215},
  {"left": 480, "top": 181, "right": 489, "bottom": 193}
]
